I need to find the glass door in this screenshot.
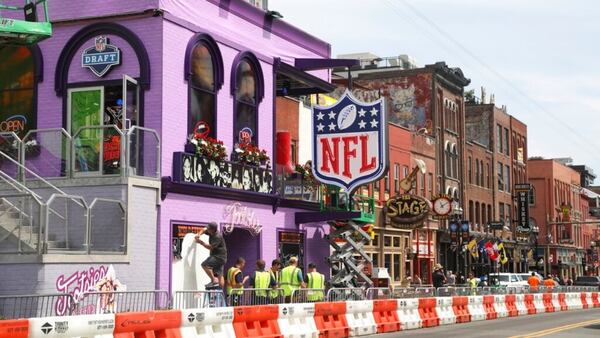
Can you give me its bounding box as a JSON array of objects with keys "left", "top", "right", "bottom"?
[
  {"left": 123, "top": 75, "right": 140, "bottom": 174},
  {"left": 68, "top": 87, "right": 104, "bottom": 176}
]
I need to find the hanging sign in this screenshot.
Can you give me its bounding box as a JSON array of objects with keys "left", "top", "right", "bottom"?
[
  {"left": 515, "top": 183, "right": 531, "bottom": 234},
  {"left": 385, "top": 194, "right": 430, "bottom": 229},
  {"left": 311, "top": 90, "right": 388, "bottom": 193},
  {"left": 81, "top": 36, "right": 121, "bottom": 77}
]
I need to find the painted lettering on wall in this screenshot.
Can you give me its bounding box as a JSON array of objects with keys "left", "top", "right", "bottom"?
[
  {"left": 222, "top": 202, "right": 261, "bottom": 235},
  {"left": 55, "top": 265, "right": 108, "bottom": 315}
]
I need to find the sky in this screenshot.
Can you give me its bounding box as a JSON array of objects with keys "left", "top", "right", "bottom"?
[{"left": 270, "top": 0, "right": 600, "bottom": 183}]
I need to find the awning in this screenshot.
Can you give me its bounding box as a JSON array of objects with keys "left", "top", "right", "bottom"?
[{"left": 276, "top": 61, "right": 336, "bottom": 96}]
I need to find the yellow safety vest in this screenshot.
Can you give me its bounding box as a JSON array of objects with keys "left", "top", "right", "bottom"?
[
  {"left": 254, "top": 271, "right": 271, "bottom": 297},
  {"left": 227, "top": 267, "right": 243, "bottom": 295},
  {"left": 307, "top": 272, "right": 324, "bottom": 301},
  {"left": 469, "top": 278, "right": 478, "bottom": 289},
  {"left": 269, "top": 269, "right": 280, "bottom": 299},
  {"left": 280, "top": 266, "right": 301, "bottom": 297}
]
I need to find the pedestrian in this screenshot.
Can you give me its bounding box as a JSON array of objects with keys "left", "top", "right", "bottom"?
[
  {"left": 269, "top": 259, "right": 282, "bottom": 301},
  {"left": 447, "top": 270, "right": 456, "bottom": 285},
  {"left": 195, "top": 222, "right": 227, "bottom": 289},
  {"left": 413, "top": 274, "right": 422, "bottom": 286},
  {"left": 527, "top": 272, "right": 540, "bottom": 292},
  {"left": 566, "top": 276, "right": 573, "bottom": 286},
  {"left": 305, "top": 263, "right": 325, "bottom": 302},
  {"left": 401, "top": 274, "right": 412, "bottom": 287},
  {"left": 467, "top": 272, "right": 479, "bottom": 295},
  {"left": 280, "top": 256, "right": 306, "bottom": 302},
  {"left": 543, "top": 274, "right": 557, "bottom": 290},
  {"left": 249, "top": 259, "right": 276, "bottom": 305},
  {"left": 226, "top": 257, "right": 248, "bottom": 305},
  {"left": 432, "top": 264, "right": 446, "bottom": 288}
]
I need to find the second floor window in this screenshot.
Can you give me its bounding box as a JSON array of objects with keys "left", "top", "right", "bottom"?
[{"left": 234, "top": 59, "right": 258, "bottom": 145}]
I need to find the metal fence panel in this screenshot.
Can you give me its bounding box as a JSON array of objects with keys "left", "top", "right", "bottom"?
[
  {"left": 366, "top": 287, "right": 392, "bottom": 300},
  {"left": 227, "top": 288, "right": 284, "bottom": 306},
  {"left": 0, "top": 294, "right": 74, "bottom": 319},
  {"left": 392, "top": 287, "right": 416, "bottom": 299},
  {"left": 414, "top": 287, "right": 436, "bottom": 298},
  {"left": 173, "top": 290, "right": 226, "bottom": 309},
  {"left": 326, "top": 288, "right": 365, "bottom": 302},
  {"left": 290, "top": 289, "right": 326, "bottom": 303},
  {"left": 74, "top": 290, "right": 170, "bottom": 314}
]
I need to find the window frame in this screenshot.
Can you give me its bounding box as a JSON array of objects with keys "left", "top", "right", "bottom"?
[{"left": 231, "top": 51, "right": 264, "bottom": 146}]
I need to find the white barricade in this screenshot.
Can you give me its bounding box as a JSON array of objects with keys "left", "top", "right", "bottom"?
[
  {"left": 278, "top": 303, "right": 319, "bottom": 338},
  {"left": 514, "top": 294, "right": 528, "bottom": 316},
  {"left": 568, "top": 293, "right": 582, "bottom": 310},
  {"left": 584, "top": 292, "right": 593, "bottom": 308},
  {"left": 493, "top": 295, "right": 508, "bottom": 318},
  {"left": 467, "top": 296, "right": 486, "bottom": 322},
  {"left": 551, "top": 293, "right": 562, "bottom": 311},
  {"left": 180, "top": 307, "right": 235, "bottom": 338},
  {"left": 345, "top": 300, "right": 377, "bottom": 336},
  {"left": 396, "top": 298, "right": 422, "bottom": 330},
  {"left": 435, "top": 297, "right": 456, "bottom": 325},
  {"left": 533, "top": 294, "right": 545, "bottom": 314},
  {"left": 29, "top": 314, "right": 115, "bottom": 338}
]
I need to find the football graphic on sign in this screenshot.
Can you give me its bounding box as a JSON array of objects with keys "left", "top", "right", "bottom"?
[{"left": 312, "top": 90, "right": 388, "bottom": 193}]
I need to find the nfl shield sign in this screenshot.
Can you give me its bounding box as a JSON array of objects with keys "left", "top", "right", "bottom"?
[
  {"left": 312, "top": 90, "right": 388, "bottom": 193},
  {"left": 81, "top": 36, "right": 121, "bottom": 77}
]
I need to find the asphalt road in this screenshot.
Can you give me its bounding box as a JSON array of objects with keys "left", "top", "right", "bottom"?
[{"left": 368, "top": 308, "right": 600, "bottom": 338}]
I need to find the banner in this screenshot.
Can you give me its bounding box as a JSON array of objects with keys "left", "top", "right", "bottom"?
[{"left": 515, "top": 183, "right": 531, "bottom": 233}]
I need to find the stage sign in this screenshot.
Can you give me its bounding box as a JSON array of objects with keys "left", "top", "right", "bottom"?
[
  {"left": 312, "top": 90, "right": 388, "bottom": 193},
  {"left": 515, "top": 183, "right": 531, "bottom": 233},
  {"left": 385, "top": 194, "right": 430, "bottom": 229}
]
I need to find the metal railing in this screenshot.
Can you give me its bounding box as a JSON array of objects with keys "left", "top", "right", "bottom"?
[
  {"left": 0, "top": 293, "right": 75, "bottom": 319},
  {"left": 227, "top": 288, "right": 285, "bottom": 306},
  {"left": 366, "top": 287, "right": 392, "bottom": 300},
  {"left": 326, "top": 288, "right": 365, "bottom": 302},
  {"left": 173, "top": 290, "right": 227, "bottom": 309},
  {"left": 73, "top": 290, "right": 170, "bottom": 314},
  {"left": 290, "top": 288, "right": 326, "bottom": 303}
]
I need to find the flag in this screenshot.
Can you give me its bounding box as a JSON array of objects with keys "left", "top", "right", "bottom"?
[
  {"left": 477, "top": 239, "right": 486, "bottom": 253},
  {"left": 467, "top": 239, "right": 479, "bottom": 259},
  {"left": 485, "top": 241, "right": 499, "bottom": 261},
  {"left": 498, "top": 242, "right": 508, "bottom": 265}
]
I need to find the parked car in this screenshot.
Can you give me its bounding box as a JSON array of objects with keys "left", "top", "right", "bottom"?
[
  {"left": 517, "top": 272, "right": 543, "bottom": 283},
  {"left": 573, "top": 276, "right": 600, "bottom": 289},
  {"left": 494, "top": 273, "right": 529, "bottom": 286}
]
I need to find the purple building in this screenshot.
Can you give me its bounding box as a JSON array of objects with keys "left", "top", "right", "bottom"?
[{"left": 0, "top": 0, "right": 349, "bottom": 304}]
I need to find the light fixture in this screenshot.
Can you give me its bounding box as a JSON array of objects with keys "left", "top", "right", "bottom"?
[{"left": 267, "top": 10, "right": 283, "bottom": 19}]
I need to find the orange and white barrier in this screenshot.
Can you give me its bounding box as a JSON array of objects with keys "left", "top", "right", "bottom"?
[
  {"left": 114, "top": 310, "right": 182, "bottom": 338},
  {"left": 435, "top": 297, "right": 456, "bottom": 325},
  {"left": 417, "top": 298, "right": 439, "bottom": 328},
  {"left": 180, "top": 307, "right": 235, "bottom": 338},
  {"left": 396, "top": 298, "right": 422, "bottom": 330},
  {"left": 233, "top": 305, "right": 280, "bottom": 338},
  {"left": 542, "top": 293, "right": 555, "bottom": 313},
  {"left": 532, "top": 293, "right": 546, "bottom": 313},
  {"left": 493, "top": 295, "right": 508, "bottom": 318},
  {"left": 591, "top": 292, "right": 600, "bottom": 308},
  {"left": 371, "top": 299, "right": 399, "bottom": 333},
  {"left": 551, "top": 293, "right": 563, "bottom": 312},
  {"left": 28, "top": 314, "right": 114, "bottom": 338},
  {"left": 514, "top": 294, "right": 529, "bottom": 316},
  {"left": 314, "top": 302, "right": 349, "bottom": 338},
  {"left": 467, "top": 296, "right": 486, "bottom": 321},
  {"left": 278, "top": 303, "right": 319, "bottom": 338},
  {"left": 344, "top": 300, "right": 376, "bottom": 336}
]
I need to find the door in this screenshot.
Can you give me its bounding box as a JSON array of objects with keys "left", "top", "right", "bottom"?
[
  {"left": 123, "top": 75, "right": 140, "bottom": 174},
  {"left": 68, "top": 87, "right": 104, "bottom": 175}
]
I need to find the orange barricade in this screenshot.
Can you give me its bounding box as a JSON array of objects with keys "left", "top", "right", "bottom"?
[
  {"left": 591, "top": 293, "right": 600, "bottom": 308},
  {"left": 314, "top": 302, "right": 350, "bottom": 338},
  {"left": 482, "top": 296, "right": 497, "bottom": 320},
  {"left": 233, "top": 305, "right": 282, "bottom": 338},
  {"left": 504, "top": 294, "right": 518, "bottom": 317},
  {"left": 114, "top": 310, "right": 182, "bottom": 338},
  {"left": 372, "top": 299, "right": 400, "bottom": 333},
  {"left": 0, "top": 319, "right": 29, "bottom": 338},
  {"left": 524, "top": 294, "right": 536, "bottom": 315},
  {"left": 580, "top": 293, "right": 589, "bottom": 309},
  {"left": 542, "top": 293, "right": 555, "bottom": 313},
  {"left": 452, "top": 296, "right": 470, "bottom": 323},
  {"left": 418, "top": 298, "right": 439, "bottom": 328},
  {"left": 558, "top": 293, "right": 569, "bottom": 311}
]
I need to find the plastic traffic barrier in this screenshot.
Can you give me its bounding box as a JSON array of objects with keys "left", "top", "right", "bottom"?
[
  {"left": 28, "top": 314, "right": 114, "bottom": 338},
  {"left": 482, "top": 296, "right": 497, "bottom": 320},
  {"left": 417, "top": 298, "right": 439, "bottom": 328},
  {"left": 435, "top": 297, "right": 456, "bottom": 325},
  {"left": 584, "top": 292, "right": 594, "bottom": 309},
  {"left": 114, "top": 310, "right": 182, "bottom": 338},
  {"left": 542, "top": 293, "right": 555, "bottom": 313},
  {"left": 233, "top": 305, "right": 281, "bottom": 338},
  {"left": 591, "top": 292, "right": 600, "bottom": 308},
  {"left": 570, "top": 292, "right": 583, "bottom": 310},
  {"left": 344, "top": 301, "right": 376, "bottom": 336},
  {"left": 467, "top": 296, "right": 486, "bottom": 321},
  {"left": 0, "top": 319, "right": 29, "bottom": 338},
  {"left": 396, "top": 298, "right": 422, "bottom": 330},
  {"left": 278, "top": 303, "right": 319, "bottom": 338},
  {"left": 493, "top": 295, "right": 508, "bottom": 318},
  {"left": 580, "top": 292, "right": 589, "bottom": 309},
  {"left": 180, "top": 306, "right": 235, "bottom": 338},
  {"left": 504, "top": 294, "right": 519, "bottom": 317},
  {"left": 523, "top": 294, "right": 536, "bottom": 314},
  {"left": 451, "top": 296, "right": 470, "bottom": 323},
  {"left": 514, "top": 294, "right": 528, "bottom": 316},
  {"left": 372, "top": 299, "right": 400, "bottom": 333},
  {"left": 314, "top": 302, "right": 350, "bottom": 338},
  {"left": 532, "top": 293, "right": 546, "bottom": 314},
  {"left": 551, "top": 293, "right": 564, "bottom": 312}
]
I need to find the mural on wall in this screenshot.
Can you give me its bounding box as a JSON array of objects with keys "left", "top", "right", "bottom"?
[
  {"left": 174, "top": 152, "right": 273, "bottom": 193},
  {"left": 55, "top": 265, "right": 126, "bottom": 315}
]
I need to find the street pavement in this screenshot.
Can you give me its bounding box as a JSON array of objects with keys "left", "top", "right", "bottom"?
[{"left": 368, "top": 308, "right": 600, "bottom": 337}]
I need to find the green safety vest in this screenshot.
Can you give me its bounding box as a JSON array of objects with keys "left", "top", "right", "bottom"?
[
  {"left": 280, "top": 266, "right": 301, "bottom": 297},
  {"left": 469, "top": 278, "right": 478, "bottom": 289},
  {"left": 307, "top": 272, "right": 325, "bottom": 301},
  {"left": 227, "top": 267, "right": 243, "bottom": 296},
  {"left": 269, "top": 269, "right": 280, "bottom": 299},
  {"left": 254, "top": 271, "right": 271, "bottom": 297}
]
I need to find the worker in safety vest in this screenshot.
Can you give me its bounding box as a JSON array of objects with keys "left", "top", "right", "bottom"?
[
  {"left": 280, "top": 256, "right": 306, "bottom": 302},
  {"left": 305, "top": 263, "right": 325, "bottom": 302},
  {"left": 226, "top": 257, "right": 248, "bottom": 305},
  {"left": 527, "top": 272, "right": 540, "bottom": 292},
  {"left": 543, "top": 274, "right": 557, "bottom": 291},
  {"left": 268, "top": 259, "right": 282, "bottom": 301},
  {"left": 467, "top": 272, "right": 479, "bottom": 295},
  {"left": 249, "top": 259, "right": 277, "bottom": 305}
]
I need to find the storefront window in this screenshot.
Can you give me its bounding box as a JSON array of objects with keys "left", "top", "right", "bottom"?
[
  {"left": 234, "top": 59, "right": 258, "bottom": 145},
  {"left": 0, "top": 46, "right": 36, "bottom": 138},
  {"left": 393, "top": 254, "right": 401, "bottom": 281},
  {"left": 189, "top": 43, "right": 217, "bottom": 137}
]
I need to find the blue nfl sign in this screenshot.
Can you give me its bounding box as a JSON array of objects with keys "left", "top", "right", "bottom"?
[
  {"left": 81, "top": 36, "right": 121, "bottom": 77},
  {"left": 312, "top": 90, "right": 388, "bottom": 193}
]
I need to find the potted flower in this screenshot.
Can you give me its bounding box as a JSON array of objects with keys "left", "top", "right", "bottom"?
[
  {"left": 187, "top": 134, "right": 227, "bottom": 161},
  {"left": 233, "top": 143, "right": 270, "bottom": 168},
  {"left": 294, "top": 161, "right": 320, "bottom": 191}
]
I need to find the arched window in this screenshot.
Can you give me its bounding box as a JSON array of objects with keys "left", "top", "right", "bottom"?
[
  {"left": 451, "top": 143, "right": 458, "bottom": 179},
  {"left": 0, "top": 45, "right": 40, "bottom": 138},
  {"left": 186, "top": 34, "right": 223, "bottom": 137},
  {"left": 232, "top": 52, "right": 263, "bottom": 146}
]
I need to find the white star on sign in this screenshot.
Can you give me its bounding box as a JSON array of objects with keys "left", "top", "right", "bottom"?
[
  {"left": 316, "top": 112, "right": 324, "bottom": 120},
  {"left": 358, "top": 108, "right": 367, "bottom": 117},
  {"left": 370, "top": 107, "right": 378, "bottom": 116},
  {"left": 328, "top": 122, "right": 336, "bottom": 131},
  {"left": 358, "top": 120, "right": 366, "bottom": 129},
  {"left": 317, "top": 123, "right": 325, "bottom": 132},
  {"left": 328, "top": 111, "right": 336, "bottom": 120},
  {"left": 370, "top": 119, "right": 379, "bottom": 128}
]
